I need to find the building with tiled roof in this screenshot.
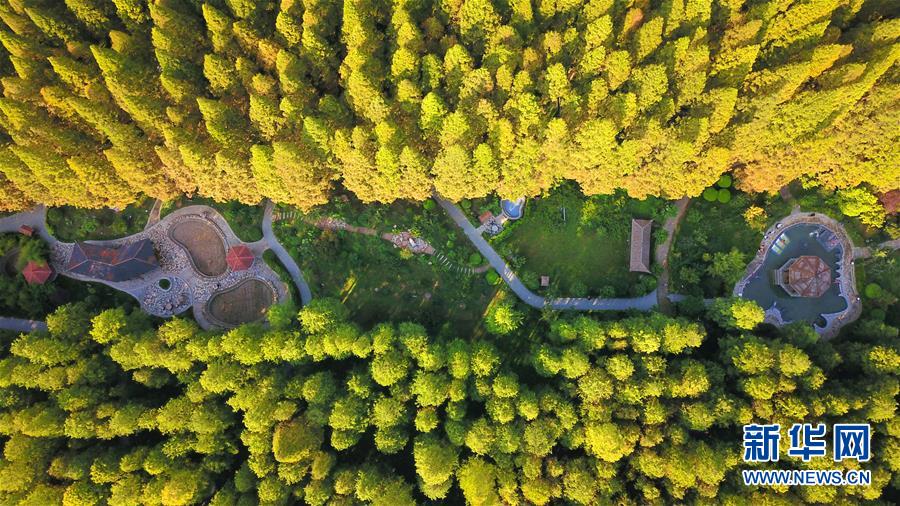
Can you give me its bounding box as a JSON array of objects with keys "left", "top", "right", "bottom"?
[
  {"left": 629, "top": 219, "right": 652, "bottom": 273},
  {"left": 67, "top": 239, "right": 158, "bottom": 282}
]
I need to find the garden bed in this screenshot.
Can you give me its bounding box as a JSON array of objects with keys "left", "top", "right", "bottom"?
[{"left": 162, "top": 197, "right": 263, "bottom": 242}]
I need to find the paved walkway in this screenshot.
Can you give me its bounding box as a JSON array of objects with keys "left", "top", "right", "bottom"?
[
  {"left": 435, "top": 194, "right": 678, "bottom": 311},
  {"left": 853, "top": 238, "right": 900, "bottom": 259},
  {"left": 145, "top": 199, "right": 163, "bottom": 230},
  {"left": 655, "top": 198, "right": 690, "bottom": 313},
  {"left": 263, "top": 200, "right": 312, "bottom": 306},
  {"left": 0, "top": 317, "right": 47, "bottom": 333},
  {"left": 0, "top": 205, "right": 55, "bottom": 244}
]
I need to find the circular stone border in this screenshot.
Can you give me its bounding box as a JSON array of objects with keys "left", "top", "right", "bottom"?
[{"left": 733, "top": 211, "right": 860, "bottom": 339}]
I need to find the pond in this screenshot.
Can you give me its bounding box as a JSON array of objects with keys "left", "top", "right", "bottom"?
[
  {"left": 739, "top": 223, "right": 848, "bottom": 326},
  {"left": 501, "top": 198, "right": 525, "bottom": 220}
]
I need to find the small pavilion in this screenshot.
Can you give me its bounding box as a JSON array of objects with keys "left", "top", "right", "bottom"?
[
  {"left": 629, "top": 219, "right": 653, "bottom": 273},
  {"left": 775, "top": 255, "right": 831, "bottom": 297},
  {"left": 226, "top": 245, "right": 254, "bottom": 271},
  {"left": 22, "top": 261, "right": 53, "bottom": 285}
]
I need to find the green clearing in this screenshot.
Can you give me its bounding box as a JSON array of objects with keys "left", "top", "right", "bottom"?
[
  {"left": 670, "top": 194, "right": 763, "bottom": 298},
  {"left": 274, "top": 196, "right": 499, "bottom": 335},
  {"left": 671, "top": 183, "right": 897, "bottom": 299},
  {"left": 493, "top": 184, "right": 669, "bottom": 297},
  {"left": 46, "top": 198, "right": 155, "bottom": 242}
]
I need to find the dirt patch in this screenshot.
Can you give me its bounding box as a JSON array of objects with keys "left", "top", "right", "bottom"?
[
  {"left": 208, "top": 278, "right": 275, "bottom": 326},
  {"left": 170, "top": 220, "right": 227, "bottom": 276}
]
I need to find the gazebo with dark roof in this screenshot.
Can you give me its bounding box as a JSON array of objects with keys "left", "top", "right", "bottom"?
[
  {"left": 775, "top": 255, "right": 832, "bottom": 298},
  {"left": 67, "top": 239, "right": 158, "bottom": 282},
  {"left": 22, "top": 261, "right": 53, "bottom": 285},
  {"left": 226, "top": 245, "right": 254, "bottom": 271}
]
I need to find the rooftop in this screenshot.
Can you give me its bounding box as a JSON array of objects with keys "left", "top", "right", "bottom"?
[
  {"left": 67, "top": 239, "right": 159, "bottom": 282},
  {"left": 777, "top": 255, "right": 832, "bottom": 298},
  {"left": 629, "top": 219, "right": 652, "bottom": 273}
]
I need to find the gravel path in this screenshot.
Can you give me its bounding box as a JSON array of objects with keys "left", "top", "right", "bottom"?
[
  {"left": 0, "top": 317, "right": 47, "bottom": 333},
  {"left": 853, "top": 238, "right": 900, "bottom": 260},
  {"left": 655, "top": 198, "right": 690, "bottom": 313},
  {"left": 145, "top": 199, "right": 163, "bottom": 230},
  {"left": 263, "top": 200, "right": 312, "bottom": 306},
  {"left": 435, "top": 194, "right": 676, "bottom": 311}
]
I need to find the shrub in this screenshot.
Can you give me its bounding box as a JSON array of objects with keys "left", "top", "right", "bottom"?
[
  {"left": 485, "top": 270, "right": 501, "bottom": 285},
  {"left": 423, "top": 199, "right": 436, "bottom": 211},
  {"left": 865, "top": 283, "right": 882, "bottom": 299},
  {"left": 702, "top": 188, "right": 718, "bottom": 202},
  {"left": 468, "top": 253, "right": 483, "bottom": 266},
  {"left": 717, "top": 174, "right": 732, "bottom": 188},
  {"left": 717, "top": 189, "right": 732, "bottom": 203}
]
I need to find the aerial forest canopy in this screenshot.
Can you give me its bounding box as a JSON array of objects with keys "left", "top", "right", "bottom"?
[
  {"left": 0, "top": 0, "right": 898, "bottom": 212},
  {"left": 1, "top": 300, "right": 898, "bottom": 504}
]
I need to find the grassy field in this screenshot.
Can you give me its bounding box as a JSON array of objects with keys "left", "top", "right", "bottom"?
[
  {"left": 493, "top": 184, "right": 668, "bottom": 297},
  {"left": 274, "top": 196, "right": 500, "bottom": 336}
]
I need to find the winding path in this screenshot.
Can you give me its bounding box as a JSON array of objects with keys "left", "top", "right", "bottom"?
[
  {"left": 145, "top": 199, "right": 163, "bottom": 230},
  {"left": 0, "top": 317, "right": 47, "bottom": 333},
  {"left": 655, "top": 198, "right": 690, "bottom": 313},
  {"left": 0, "top": 205, "right": 54, "bottom": 243},
  {"left": 435, "top": 194, "right": 678, "bottom": 311},
  {"left": 262, "top": 200, "right": 312, "bottom": 306},
  {"left": 853, "top": 238, "right": 900, "bottom": 260}
]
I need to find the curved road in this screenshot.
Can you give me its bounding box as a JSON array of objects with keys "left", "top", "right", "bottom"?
[
  {"left": 435, "top": 194, "right": 680, "bottom": 311},
  {"left": 0, "top": 317, "right": 47, "bottom": 333},
  {"left": 262, "top": 200, "right": 312, "bottom": 306},
  {"left": 0, "top": 205, "right": 54, "bottom": 243}
]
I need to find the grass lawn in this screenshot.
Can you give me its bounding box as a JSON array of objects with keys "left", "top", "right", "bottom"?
[
  {"left": 46, "top": 198, "right": 155, "bottom": 242},
  {"left": 274, "top": 197, "right": 500, "bottom": 336},
  {"left": 492, "top": 184, "right": 667, "bottom": 297},
  {"left": 163, "top": 197, "right": 263, "bottom": 242}
]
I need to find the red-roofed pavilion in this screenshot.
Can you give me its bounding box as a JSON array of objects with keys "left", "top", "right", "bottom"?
[
  {"left": 22, "top": 261, "right": 53, "bottom": 285},
  {"left": 226, "top": 245, "right": 254, "bottom": 271}
]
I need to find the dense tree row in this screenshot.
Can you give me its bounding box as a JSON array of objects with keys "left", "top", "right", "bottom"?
[
  {"left": 0, "top": 297, "right": 897, "bottom": 504},
  {"left": 0, "top": 0, "right": 897, "bottom": 212}
]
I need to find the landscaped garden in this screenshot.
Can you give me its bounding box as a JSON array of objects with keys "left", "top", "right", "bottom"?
[
  {"left": 0, "top": 233, "right": 137, "bottom": 319},
  {"left": 671, "top": 179, "right": 897, "bottom": 299},
  {"left": 488, "top": 184, "right": 672, "bottom": 298},
  {"left": 273, "top": 194, "right": 500, "bottom": 334}
]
